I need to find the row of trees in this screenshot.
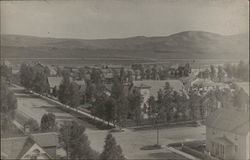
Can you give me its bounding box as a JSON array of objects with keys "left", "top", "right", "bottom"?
[
  {"left": 131, "top": 63, "right": 191, "bottom": 80},
  {"left": 0, "top": 78, "right": 17, "bottom": 135},
  {"left": 224, "top": 60, "right": 249, "bottom": 81},
  {"left": 20, "top": 63, "right": 50, "bottom": 94},
  {"left": 198, "top": 61, "right": 249, "bottom": 82},
  {"left": 197, "top": 65, "right": 225, "bottom": 82},
  {"left": 59, "top": 121, "right": 125, "bottom": 160}
]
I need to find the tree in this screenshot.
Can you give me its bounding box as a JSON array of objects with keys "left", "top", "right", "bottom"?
[
  {"left": 32, "top": 69, "right": 50, "bottom": 94},
  {"left": 40, "top": 113, "right": 56, "bottom": 132},
  {"left": 19, "top": 63, "right": 50, "bottom": 94},
  {"left": 147, "top": 96, "right": 162, "bottom": 145},
  {"left": 145, "top": 68, "right": 151, "bottom": 80},
  {"left": 91, "top": 68, "right": 103, "bottom": 84},
  {"left": 69, "top": 82, "right": 81, "bottom": 108},
  {"left": 59, "top": 121, "right": 97, "bottom": 160},
  {"left": 0, "top": 79, "right": 17, "bottom": 134},
  {"left": 224, "top": 63, "right": 233, "bottom": 78},
  {"left": 58, "top": 74, "right": 71, "bottom": 105},
  {"left": 217, "top": 66, "right": 225, "bottom": 82},
  {"left": 24, "top": 118, "right": 40, "bottom": 133},
  {"left": 0, "top": 64, "right": 12, "bottom": 82},
  {"left": 100, "top": 133, "right": 126, "bottom": 160},
  {"left": 127, "top": 89, "right": 143, "bottom": 125},
  {"left": 111, "top": 77, "right": 128, "bottom": 128},
  {"left": 210, "top": 65, "right": 216, "bottom": 81},
  {"left": 188, "top": 90, "right": 202, "bottom": 121},
  {"left": 104, "top": 97, "right": 116, "bottom": 125}
]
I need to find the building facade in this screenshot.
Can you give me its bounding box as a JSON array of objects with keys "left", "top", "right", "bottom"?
[{"left": 205, "top": 107, "right": 249, "bottom": 160}]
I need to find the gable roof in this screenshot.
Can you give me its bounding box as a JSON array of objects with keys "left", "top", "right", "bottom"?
[
  {"left": 205, "top": 107, "right": 249, "bottom": 135},
  {"left": 30, "top": 132, "right": 58, "bottom": 147},
  {"left": 1, "top": 132, "right": 58, "bottom": 159},
  {"left": 133, "top": 80, "right": 186, "bottom": 98},
  {"left": 48, "top": 77, "right": 63, "bottom": 88},
  {"left": 236, "top": 82, "right": 249, "bottom": 95}
]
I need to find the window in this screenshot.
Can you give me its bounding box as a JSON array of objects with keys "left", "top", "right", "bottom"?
[
  {"left": 235, "top": 135, "right": 238, "bottom": 141},
  {"left": 235, "top": 145, "right": 238, "bottom": 153}
]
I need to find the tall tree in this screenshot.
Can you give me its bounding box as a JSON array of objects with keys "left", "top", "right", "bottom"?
[
  {"left": 0, "top": 79, "right": 17, "bottom": 134},
  {"left": 24, "top": 118, "right": 40, "bottom": 133},
  {"left": 40, "top": 113, "right": 56, "bottom": 132},
  {"left": 128, "top": 89, "right": 143, "bottom": 125},
  {"left": 58, "top": 73, "right": 71, "bottom": 105},
  {"left": 210, "top": 65, "right": 216, "bottom": 81},
  {"left": 217, "top": 66, "right": 225, "bottom": 82},
  {"left": 100, "top": 133, "right": 126, "bottom": 160},
  {"left": 69, "top": 82, "right": 81, "bottom": 108},
  {"left": 104, "top": 97, "right": 116, "bottom": 125},
  {"left": 59, "top": 121, "right": 98, "bottom": 160}
]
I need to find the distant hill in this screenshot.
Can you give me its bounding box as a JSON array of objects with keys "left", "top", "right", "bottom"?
[{"left": 1, "top": 31, "right": 249, "bottom": 60}]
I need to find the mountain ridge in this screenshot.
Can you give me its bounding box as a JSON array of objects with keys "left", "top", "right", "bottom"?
[{"left": 1, "top": 31, "right": 249, "bottom": 60}]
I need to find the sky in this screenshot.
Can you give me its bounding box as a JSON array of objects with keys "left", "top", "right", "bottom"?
[{"left": 1, "top": 0, "right": 249, "bottom": 39}]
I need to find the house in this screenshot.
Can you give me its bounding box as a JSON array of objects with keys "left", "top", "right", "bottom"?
[
  {"left": 47, "top": 77, "right": 63, "bottom": 93},
  {"left": 191, "top": 78, "right": 229, "bottom": 91},
  {"left": 236, "top": 82, "right": 249, "bottom": 96},
  {"left": 1, "top": 132, "right": 58, "bottom": 159},
  {"left": 205, "top": 107, "right": 249, "bottom": 160},
  {"left": 131, "top": 80, "right": 187, "bottom": 118},
  {"left": 74, "top": 80, "right": 86, "bottom": 95},
  {"left": 47, "top": 65, "right": 57, "bottom": 76}
]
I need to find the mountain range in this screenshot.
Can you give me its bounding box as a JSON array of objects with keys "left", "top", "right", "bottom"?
[{"left": 1, "top": 31, "right": 249, "bottom": 60}]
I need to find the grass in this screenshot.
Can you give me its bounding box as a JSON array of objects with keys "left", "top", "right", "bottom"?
[{"left": 1, "top": 122, "right": 24, "bottom": 138}]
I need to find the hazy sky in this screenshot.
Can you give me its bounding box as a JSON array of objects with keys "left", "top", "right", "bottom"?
[{"left": 1, "top": 0, "right": 249, "bottom": 39}]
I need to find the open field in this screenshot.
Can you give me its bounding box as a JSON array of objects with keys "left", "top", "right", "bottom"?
[
  {"left": 11, "top": 85, "right": 98, "bottom": 130},
  {"left": 11, "top": 85, "right": 205, "bottom": 159}
]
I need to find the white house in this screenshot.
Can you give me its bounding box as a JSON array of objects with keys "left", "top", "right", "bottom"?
[{"left": 205, "top": 107, "right": 249, "bottom": 160}]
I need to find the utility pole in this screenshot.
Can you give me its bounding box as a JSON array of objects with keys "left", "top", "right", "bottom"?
[{"left": 156, "top": 123, "right": 159, "bottom": 146}]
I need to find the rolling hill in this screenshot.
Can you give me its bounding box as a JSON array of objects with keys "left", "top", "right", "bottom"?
[{"left": 1, "top": 31, "right": 249, "bottom": 60}]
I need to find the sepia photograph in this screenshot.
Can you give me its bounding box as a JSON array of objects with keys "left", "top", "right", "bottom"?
[{"left": 0, "top": 0, "right": 249, "bottom": 159}]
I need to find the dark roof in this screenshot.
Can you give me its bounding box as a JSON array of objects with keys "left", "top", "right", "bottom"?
[
  {"left": 1, "top": 132, "right": 58, "bottom": 159},
  {"left": 206, "top": 107, "right": 249, "bottom": 135}
]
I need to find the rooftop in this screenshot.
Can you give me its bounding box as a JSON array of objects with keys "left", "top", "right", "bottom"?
[
  {"left": 206, "top": 107, "right": 249, "bottom": 135},
  {"left": 47, "top": 77, "right": 63, "bottom": 88},
  {"left": 1, "top": 132, "right": 58, "bottom": 159},
  {"left": 133, "top": 80, "right": 186, "bottom": 98}
]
